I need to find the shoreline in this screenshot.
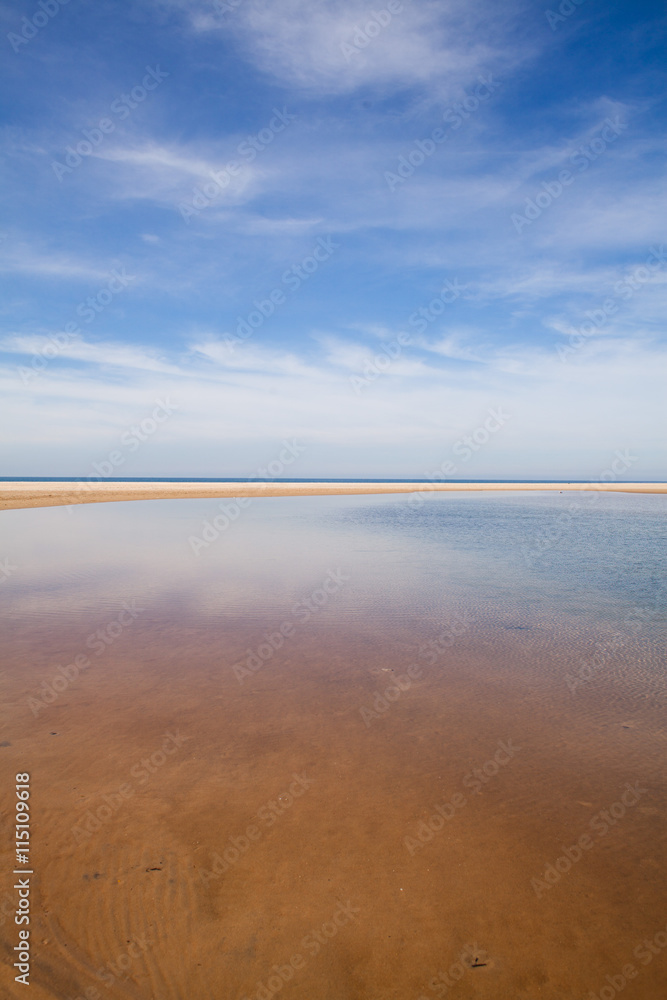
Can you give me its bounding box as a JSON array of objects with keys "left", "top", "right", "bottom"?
[{"left": 1, "top": 480, "right": 667, "bottom": 511}]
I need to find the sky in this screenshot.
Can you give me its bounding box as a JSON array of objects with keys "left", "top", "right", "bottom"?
[{"left": 0, "top": 0, "right": 666, "bottom": 480}]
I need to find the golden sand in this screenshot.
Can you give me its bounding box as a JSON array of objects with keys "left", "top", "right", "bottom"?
[{"left": 1, "top": 479, "right": 666, "bottom": 511}]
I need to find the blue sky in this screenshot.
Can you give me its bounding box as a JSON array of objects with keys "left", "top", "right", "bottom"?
[{"left": 1, "top": 0, "right": 666, "bottom": 479}]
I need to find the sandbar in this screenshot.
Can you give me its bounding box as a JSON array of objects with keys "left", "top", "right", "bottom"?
[{"left": 1, "top": 479, "right": 666, "bottom": 511}]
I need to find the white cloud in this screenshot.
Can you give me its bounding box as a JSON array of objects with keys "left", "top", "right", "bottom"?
[
  {"left": 231, "top": 215, "right": 325, "bottom": 236},
  {"left": 1, "top": 328, "right": 665, "bottom": 478},
  {"left": 0, "top": 245, "right": 112, "bottom": 281},
  {"left": 420, "top": 332, "right": 486, "bottom": 362},
  {"left": 178, "top": 0, "right": 528, "bottom": 96},
  {"left": 316, "top": 333, "right": 377, "bottom": 370},
  {"left": 317, "top": 332, "right": 432, "bottom": 375},
  {"left": 0, "top": 334, "right": 181, "bottom": 375},
  {"left": 95, "top": 142, "right": 259, "bottom": 206},
  {"left": 190, "top": 338, "right": 323, "bottom": 377}
]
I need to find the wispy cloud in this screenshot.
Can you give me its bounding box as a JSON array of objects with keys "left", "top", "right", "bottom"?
[
  {"left": 184, "top": 0, "right": 530, "bottom": 96},
  {"left": 2, "top": 330, "right": 665, "bottom": 477},
  {"left": 0, "top": 333, "right": 181, "bottom": 375},
  {"left": 94, "top": 142, "right": 260, "bottom": 206},
  {"left": 1, "top": 0, "right": 665, "bottom": 475},
  {"left": 0, "top": 246, "right": 113, "bottom": 281}
]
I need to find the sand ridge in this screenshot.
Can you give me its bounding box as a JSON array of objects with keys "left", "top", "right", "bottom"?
[{"left": 1, "top": 480, "right": 667, "bottom": 511}]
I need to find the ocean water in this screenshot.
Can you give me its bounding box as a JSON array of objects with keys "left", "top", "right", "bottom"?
[{"left": 1, "top": 490, "right": 666, "bottom": 999}]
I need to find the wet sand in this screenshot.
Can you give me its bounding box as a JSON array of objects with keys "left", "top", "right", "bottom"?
[
  {"left": 2, "top": 620, "right": 666, "bottom": 999},
  {"left": 1, "top": 496, "right": 666, "bottom": 999}
]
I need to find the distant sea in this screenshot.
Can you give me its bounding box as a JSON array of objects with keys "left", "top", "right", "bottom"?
[{"left": 0, "top": 476, "right": 655, "bottom": 483}]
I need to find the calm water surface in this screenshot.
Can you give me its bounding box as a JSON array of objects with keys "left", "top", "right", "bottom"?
[{"left": 1, "top": 491, "right": 666, "bottom": 1000}]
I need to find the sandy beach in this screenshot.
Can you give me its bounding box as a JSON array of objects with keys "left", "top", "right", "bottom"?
[
  {"left": 4, "top": 613, "right": 666, "bottom": 1000},
  {"left": 1, "top": 480, "right": 666, "bottom": 512},
  {"left": 4, "top": 0, "right": 666, "bottom": 995},
  {"left": 1, "top": 493, "right": 666, "bottom": 998}
]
